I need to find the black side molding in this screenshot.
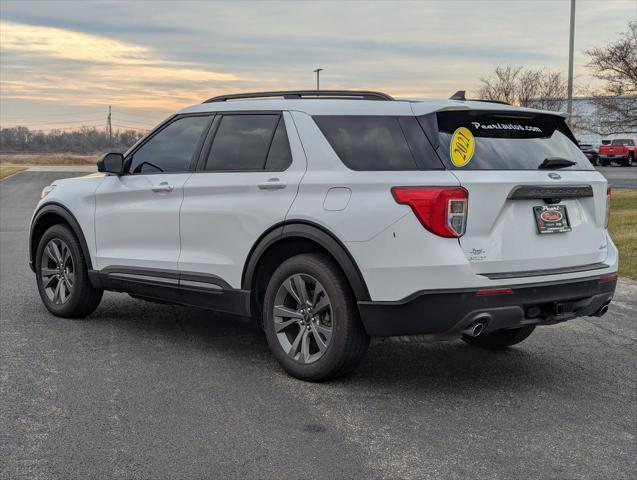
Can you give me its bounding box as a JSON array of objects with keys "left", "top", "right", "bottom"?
[
  {"left": 242, "top": 221, "right": 371, "bottom": 302},
  {"left": 508, "top": 185, "right": 593, "bottom": 200},
  {"left": 29, "top": 202, "right": 94, "bottom": 272},
  {"left": 98, "top": 266, "right": 251, "bottom": 317}
]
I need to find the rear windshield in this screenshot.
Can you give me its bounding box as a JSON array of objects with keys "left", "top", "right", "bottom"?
[
  {"left": 313, "top": 116, "right": 443, "bottom": 171},
  {"left": 431, "top": 110, "right": 593, "bottom": 170},
  {"left": 611, "top": 139, "right": 634, "bottom": 146}
]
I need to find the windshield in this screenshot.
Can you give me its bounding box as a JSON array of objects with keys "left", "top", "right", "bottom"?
[
  {"left": 428, "top": 110, "right": 593, "bottom": 171},
  {"left": 611, "top": 139, "right": 634, "bottom": 146}
]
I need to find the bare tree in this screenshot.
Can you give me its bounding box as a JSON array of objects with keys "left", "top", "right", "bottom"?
[
  {"left": 477, "top": 66, "right": 522, "bottom": 105},
  {"left": 535, "top": 71, "right": 567, "bottom": 111},
  {"left": 477, "top": 66, "right": 566, "bottom": 111},
  {"left": 582, "top": 22, "right": 637, "bottom": 135},
  {"left": 516, "top": 69, "right": 541, "bottom": 108}
]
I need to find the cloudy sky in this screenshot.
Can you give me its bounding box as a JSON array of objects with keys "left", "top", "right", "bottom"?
[{"left": 1, "top": 0, "right": 635, "bottom": 130}]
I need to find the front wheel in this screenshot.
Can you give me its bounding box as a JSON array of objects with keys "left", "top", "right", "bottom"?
[
  {"left": 35, "top": 224, "right": 103, "bottom": 318},
  {"left": 263, "top": 253, "right": 369, "bottom": 382},
  {"left": 462, "top": 325, "right": 536, "bottom": 350}
]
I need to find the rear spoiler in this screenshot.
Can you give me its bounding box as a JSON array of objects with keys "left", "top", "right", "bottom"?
[{"left": 409, "top": 101, "right": 569, "bottom": 119}]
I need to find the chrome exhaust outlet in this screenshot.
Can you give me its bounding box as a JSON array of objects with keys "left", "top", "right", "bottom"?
[{"left": 462, "top": 322, "right": 485, "bottom": 338}]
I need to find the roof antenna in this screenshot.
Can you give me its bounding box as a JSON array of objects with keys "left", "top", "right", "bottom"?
[{"left": 450, "top": 90, "right": 466, "bottom": 101}]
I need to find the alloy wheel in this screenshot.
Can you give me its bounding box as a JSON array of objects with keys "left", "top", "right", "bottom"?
[
  {"left": 40, "top": 238, "right": 74, "bottom": 305},
  {"left": 272, "top": 273, "right": 333, "bottom": 364}
]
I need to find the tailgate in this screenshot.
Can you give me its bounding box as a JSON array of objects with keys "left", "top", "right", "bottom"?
[
  {"left": 453, "top": 170, "right": 608, "bottom": 275},
  {"left": 423, "top": 108, "right": 609, "bottom": 277}
]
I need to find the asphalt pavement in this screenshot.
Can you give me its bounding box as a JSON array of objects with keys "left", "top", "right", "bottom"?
[
  {"left": 597, "top": 165, "right": 637, "bottom": 189},
  {"left": 1, "top": 171, "right": 636, "bottom": 479}
]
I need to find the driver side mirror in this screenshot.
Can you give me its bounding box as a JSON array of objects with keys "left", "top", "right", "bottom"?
[{"left": 97, "top": 152, "right": 124, "bottom": 175}]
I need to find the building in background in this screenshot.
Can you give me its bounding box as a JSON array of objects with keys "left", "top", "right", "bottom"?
[{"left": 528, "top": 96, "right": 636, "bottom": 147}]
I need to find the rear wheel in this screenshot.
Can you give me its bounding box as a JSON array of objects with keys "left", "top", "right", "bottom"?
[
  {"left": 599, "top": 159, "right": 609, "bottom": 166},
  {"left": 35, "top": 224, "right": 103, "bottom": 318},
  {"left": 462, "top": 325, "right": 536, "bottom": 350},
  {"left": 263, "top": 253, "right": 369, "bottom": 382}
]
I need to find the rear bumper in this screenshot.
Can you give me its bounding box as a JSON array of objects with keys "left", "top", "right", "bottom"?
[{"left": 357, "top": 274, "right": 617, "bottom": 337}]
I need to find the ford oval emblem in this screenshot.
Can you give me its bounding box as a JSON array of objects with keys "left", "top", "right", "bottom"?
[{"left": 548, "top": 173, "right": 561, "bottom": 180}]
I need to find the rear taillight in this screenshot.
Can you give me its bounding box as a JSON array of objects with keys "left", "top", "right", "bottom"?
[
  {"left": 391, "top": 186, "right": 468, "bottom": 238},
  {"left": 605, "top": 186, "right": 611, "bottom": 229}
]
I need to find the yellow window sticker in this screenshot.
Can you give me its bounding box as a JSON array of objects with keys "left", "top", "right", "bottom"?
[{"left": 450, "top": 127, "right": 475, "bottom": 167}]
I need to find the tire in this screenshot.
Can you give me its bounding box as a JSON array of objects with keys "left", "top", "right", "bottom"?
[
  {"left": 600, "top": 159, "right": 609, "bottom": 166},
  {"left": 35, "top": 224, "right": 103, "bottom": 318},
  {"left": 263, "top": 253, "right": 369, "bottom": 382},
  {"left": 462, "top": 325, "right": 536, "bottom": 350}
]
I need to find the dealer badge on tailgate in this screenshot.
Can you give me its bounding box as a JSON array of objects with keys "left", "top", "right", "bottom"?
[{"left": 533, "top": 205, "right": 572, "bottom": 234}]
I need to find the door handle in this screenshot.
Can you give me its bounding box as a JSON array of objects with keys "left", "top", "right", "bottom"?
[
  {"left": 258, "top": 178, "right": 286, "bottom": 191},
  {"left": 152, "top": 182, "right": 174, "bottom": 193}
]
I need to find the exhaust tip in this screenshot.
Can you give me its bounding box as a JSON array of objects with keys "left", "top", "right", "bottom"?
[
  {"left": 463, "top": 322, "right": 485, "bottom": 338},
  {"left": 590, "top": 303, "right": 610, "bottom": 317}
]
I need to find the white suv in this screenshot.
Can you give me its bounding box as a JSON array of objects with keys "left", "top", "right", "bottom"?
[{"left": 30, "top": 90, "right": 618, "bottom": 381}]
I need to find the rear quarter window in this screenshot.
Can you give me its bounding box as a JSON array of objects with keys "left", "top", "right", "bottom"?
[
  {"left": 430, "top": 110, "right": 594, "bottom": 171},
  {"left": 313, "top": 115, "right": 442, "bottom": 171}
]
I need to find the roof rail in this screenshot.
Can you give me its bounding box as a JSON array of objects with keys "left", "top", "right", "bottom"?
[
  {"left": 449, "top": 90, "right": 511, "bottom": 106},
  {"left": 203, "top": 90, "right": 394, "bottom": 103}
]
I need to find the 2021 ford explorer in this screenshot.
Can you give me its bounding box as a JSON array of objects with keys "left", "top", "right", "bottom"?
[{"left": 30, "top": 90, "right": 618, "bottom": 381}]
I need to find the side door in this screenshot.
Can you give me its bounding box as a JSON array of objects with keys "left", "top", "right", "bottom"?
[
  {"left": 179, "top": 111, "right": 306, "bottom": 288},
  {"left": 94, "top": 114, "right": 212, "bottom": 272}
]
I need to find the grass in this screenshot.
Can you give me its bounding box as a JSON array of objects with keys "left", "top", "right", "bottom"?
[
  {"left": 0, "top": 153, "right": 97, "bottom": 165},
  {"left": 0, "top": 165, "right": 27, "bottom": 179},
  {"left": 608, "top": 189, "right": 637, "bottom": 279}
]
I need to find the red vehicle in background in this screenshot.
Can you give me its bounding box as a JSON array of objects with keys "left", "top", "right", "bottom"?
[
  {"left": 578, "top": 143, "right": 599, "bottom": 165},
  {"left": 598, "top": 138, "right": 636, "bottom": 166}
]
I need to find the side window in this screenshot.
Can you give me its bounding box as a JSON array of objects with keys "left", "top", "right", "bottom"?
[
  {"left": 313, "top": 116, "right": 419, "bottom": 171},
  {"left": 129, "top": 116, "right": 209, "bottom": 174},
  {"left": 204, "top": 114, "right": 286, "bottom": 171},
  {"left": 265, "top": 117, "right": 293, "bottom": 170}
]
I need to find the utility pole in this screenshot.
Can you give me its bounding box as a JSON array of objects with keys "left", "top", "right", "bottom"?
[
  {"left": 567, "top": 0, "right": 576, "bottom": 115},
  {"left": 313, "top": 68, "right": 323, "bottom": 94},
  {"left": 106, "top": 105, "right": 112, "bottom": 142}
]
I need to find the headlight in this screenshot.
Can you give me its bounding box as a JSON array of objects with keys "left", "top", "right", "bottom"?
[{"left": 41, "top": 185, "right": 56, "bottom": 199}]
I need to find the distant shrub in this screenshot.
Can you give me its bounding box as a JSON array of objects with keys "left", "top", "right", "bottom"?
[{"left": 0, "top": 126, "right": 145, "bottom": 154}]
